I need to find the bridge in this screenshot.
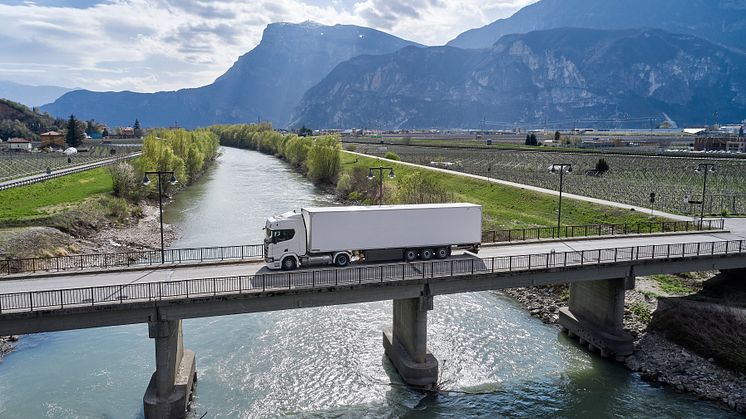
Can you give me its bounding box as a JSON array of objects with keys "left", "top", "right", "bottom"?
[{"left": 1, "top": 224, "right": 745, "bottom": 418}]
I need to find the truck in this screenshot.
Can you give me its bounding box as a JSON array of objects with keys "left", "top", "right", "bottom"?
[{"left": 263, "top": 203, "right": 482, "bottom": 270}]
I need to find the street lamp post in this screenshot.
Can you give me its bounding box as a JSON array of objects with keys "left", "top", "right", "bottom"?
[
  {"left": 695, "top": 163, "right": 716, "bottom": 227},
  {"left": 549, "top": 163, "right": 573, "bottom": 237},
  {"left": 367, "top": 166, "right": 395, "bottom": 205},
  {"left": 143, "top": 171, "right": 178, "bottom": 262}
]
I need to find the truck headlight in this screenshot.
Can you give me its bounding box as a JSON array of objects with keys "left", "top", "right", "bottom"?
[{"left": 266, "top": 257, "right": 274, "bottom": 262}]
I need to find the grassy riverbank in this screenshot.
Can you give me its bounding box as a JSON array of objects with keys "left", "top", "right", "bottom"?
[
  {"left": 211, "top": 123, "right": 665, "bottom": 230},
  {"left": 338, "top": 152, "right": 662, "bottom": 230},
  {"left": 0, "top": 167, "right": 114, "bottom": 222}
]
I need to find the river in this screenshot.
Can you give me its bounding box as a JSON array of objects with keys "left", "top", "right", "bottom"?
[{"left": 0, "top": 147, "right": 736, "bottom": 418}]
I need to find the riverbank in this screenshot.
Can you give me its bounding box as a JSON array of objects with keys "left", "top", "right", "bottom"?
[{"left": 501, "top": 273, "right": 746, "bottom": 414}]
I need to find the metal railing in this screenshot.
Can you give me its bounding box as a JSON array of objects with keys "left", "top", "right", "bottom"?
[
  {"left": 1, "top": 239, "right": 743, "bottom": 314},
  {"left": 0, "top": 244, "right": 264, "bottom": 275},
  {"left": 0, "top": 152, "right": 142, "bottom": 191},
  {"left": 0, "top": 219, "right": 725, "bottom": 276},
  {"left": 481, "top": 219, "right": 724, "bottom": 243}
]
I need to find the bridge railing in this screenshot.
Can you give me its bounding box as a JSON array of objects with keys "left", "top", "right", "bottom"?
[
  {"left": 1, "top": 239, "right": 743, "bottom": 314},
  {"left": 481, "top": 219, "right": 725, "bottom": 243},
  {"left": 0, "top": 219, "right": 725, "bottom": 276},
  {"left": 0, "top": 244, "right": 264, "bottom": 276}
]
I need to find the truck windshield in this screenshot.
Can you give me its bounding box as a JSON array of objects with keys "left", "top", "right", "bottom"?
[{"left": 268, "top": 229, "right": 295, "bottom": 243}]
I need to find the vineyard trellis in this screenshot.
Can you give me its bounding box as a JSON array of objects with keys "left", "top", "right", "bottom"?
[
  {"left": 0, "top": 145, "right": 141, "bottom": 182},
  {"left": 360, "top": 145, "right": 746, "bottom": 215}
]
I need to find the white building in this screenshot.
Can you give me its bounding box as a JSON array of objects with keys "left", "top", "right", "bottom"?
[{"left": 7, "top": 138, "right": 32, "bottom": 151}]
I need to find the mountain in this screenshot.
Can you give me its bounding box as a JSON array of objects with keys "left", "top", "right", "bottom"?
[
  {"left": 0, "top": 99, "right": 64, "bottom": 140},
  {"left": 290, "top": 28, "right": 746, "bottom": 129},
  {"left": 0, "top": 81, "right": 75, "bottom": 108},
  {"left": 448, "top": 0, "right": 746, "bottom": 50},
  {"left": 41, "top": 22, "right": 419, "bottom": 128}
]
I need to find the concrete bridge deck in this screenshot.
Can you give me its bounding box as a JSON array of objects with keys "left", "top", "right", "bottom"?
[{"left": 2, "top": 230, "right": 745, "bottom": 418}]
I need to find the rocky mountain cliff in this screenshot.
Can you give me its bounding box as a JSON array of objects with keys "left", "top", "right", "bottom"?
[
  {"left": 41, "top": 22, "right": 418, "bottom": 128},
  {"left": 448, "top": 0, "right": 746, "bottom": 51},
  {"left": 290, "top": 28, "right": 746, "bottom": 129}
]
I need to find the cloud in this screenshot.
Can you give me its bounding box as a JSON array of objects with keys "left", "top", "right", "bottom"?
[{"left": 0, "top": 0, "right": 538, "bottom": 92}]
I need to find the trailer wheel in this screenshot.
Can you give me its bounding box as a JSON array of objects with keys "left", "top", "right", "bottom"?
[
  {"left": 420, "top": 248, "right": 434, "bottom": 260},
  {"left": 334, "top": 253, "right": 350, "bottom": 267},
  {"left": 404, "top": 249, "right": 418, "bottom": 262},
  {"left": 281, "top": 257, "right": 297, "bottom": 271},
  {"left": 435, "top": 247, "right": 450, "bottom": 259}
]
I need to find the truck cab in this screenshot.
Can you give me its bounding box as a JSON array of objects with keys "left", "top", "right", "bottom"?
[{"left": 264, "top": 211, "right": 306, "bottom": 270}]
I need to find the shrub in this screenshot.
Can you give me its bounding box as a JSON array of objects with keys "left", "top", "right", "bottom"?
[
  {"left": 307, "top": 136, "right": 341, "bottom": 184},
  {"left": 108, "top": 162, "right": 142, "bottom": 202},
  {"left": 384, "top": 151, "right": 401, "bottom": 161},
  {"left": 595, "top": 158, "right": 610, "bottom": 173},
  {"left": 336, "top": 172, "right": 352, "bottom": 197},
  {"left": 395, "top": 171, "right": 453, "bottom": 204},
  {"left": 630, "top": 301, "right": 652, "bottom": 324}
]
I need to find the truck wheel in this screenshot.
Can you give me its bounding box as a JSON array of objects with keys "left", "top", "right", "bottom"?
[
  {"left": 420, "top": 248, "right": 434, "bottom": 260},
  {"left": 404, "top": 249, "right": 418, "bottom": 262},
  {"left": 435, "top": 247, "right": 450, "bottom": 259},
  {"left": 281, "top": 257, "right": 297, "bottom": 271},
  {"left": 334, "top": 253, "right": 350, "bottom": 267}
]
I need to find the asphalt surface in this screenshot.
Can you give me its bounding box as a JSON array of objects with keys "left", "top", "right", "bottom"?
[{"left": 2, "top": 229, "right": 743, "bottom": 295}]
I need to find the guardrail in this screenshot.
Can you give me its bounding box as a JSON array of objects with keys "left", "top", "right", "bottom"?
[
  {"left": 0, "top": 219, "right": 726, "bottom": 276},
  {"left": 1, "top": 239, "right": 744, "bottom": 314},
  {"left": 0, "top": 244, "right": 264, "bottom": 275},
  {"left": 481, "top": 219, "right": 724, "bottom": 243},
  {"left": 0, "top": 152, "right": 142, "bottom": 191}
]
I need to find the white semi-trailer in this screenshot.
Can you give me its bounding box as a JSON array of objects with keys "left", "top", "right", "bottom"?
[{"left": 264, "top": 203, "right": 482, "bottom": 270}]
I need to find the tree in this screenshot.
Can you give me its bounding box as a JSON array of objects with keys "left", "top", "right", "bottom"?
[
  {"left": 65, "top": 114, "right": 85, "bottom": 147},
  {"left": 133, "top": 119, "right": 143, "bottom": 138},
  {"left": 554, "top": 130, "right": 561, "bottom": 143},
  {"left": 298, "top": 125, "right": 313, "bottom": 137},
  {"left": 595, "top": 158, "right": 610, "bottom": 173},
  {"left": 525, "top": 133, "right": 538, "bottom": 146},
  {"left": 102, "top": 127, "right": 109, "bottom": 138}
]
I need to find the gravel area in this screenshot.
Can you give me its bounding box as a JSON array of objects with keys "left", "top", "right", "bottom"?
[{"left": 499, "top": 274, "right": 746, "bottom": 414}]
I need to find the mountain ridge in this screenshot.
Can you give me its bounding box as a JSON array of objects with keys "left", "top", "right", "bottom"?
[
  {"left": 41, "top": 22, "right": 420, "bottom": 128},
  {"left": 291, "top": 27, "right": 746, "bottom": 129},
  {"left": 448, "top": 0, "right": 746, "bottom": 50}
]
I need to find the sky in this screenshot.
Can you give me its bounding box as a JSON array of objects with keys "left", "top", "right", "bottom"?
[{"left": 0, "top": 0, "right": 538, "bottom": 92}]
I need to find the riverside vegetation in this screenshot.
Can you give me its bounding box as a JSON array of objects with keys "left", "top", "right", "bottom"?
[
  {"left": 0, "top": 128, "right": 219, "bottom": 259},
  {"left": 211, "top": 123, "right": 658, "bottom": 231}
]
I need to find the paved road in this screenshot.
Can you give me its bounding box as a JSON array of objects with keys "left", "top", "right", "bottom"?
[{"left": 2, "top": 230, "right": 743, "bottom": 295}]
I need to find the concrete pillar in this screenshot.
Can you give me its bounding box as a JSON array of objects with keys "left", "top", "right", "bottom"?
[
  {"left": 559, "top": 278, "right": 633, "bottom": 361},
  {"left": 143, "top": 319, "right": 197, "bottom": 419},
  {"left": 383, "top": 285, "right": 438, "bottom": 389}
]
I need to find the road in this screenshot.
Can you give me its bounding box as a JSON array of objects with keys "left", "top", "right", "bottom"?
[{"left": 2, "top": 230, "right": 743, "bottom": 295}]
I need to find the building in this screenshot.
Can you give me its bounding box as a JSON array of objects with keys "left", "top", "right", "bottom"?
[
  {"left": 7, "top": 138, "right": 32, "bottom": 151},
  {"left": 40, "top": 131, "right": 65, "bottom": 148}
]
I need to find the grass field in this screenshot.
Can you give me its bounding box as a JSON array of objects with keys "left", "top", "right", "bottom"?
[
  {"left": 0, "top": 167, "right": 113, "bottom": 222},
  {"left": 341, "top": 152, "right": 662, "bottom": 230}
]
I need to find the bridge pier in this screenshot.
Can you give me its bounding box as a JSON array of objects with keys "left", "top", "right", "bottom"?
[
  {"left": 383, "top": 286, "right": 438, "bottom": 389},
  {"left": 143, "top": 319, "right": 196, "bottom": 419},
  {"left": 559, "top": 277, "right": 634, "bottom": 360}
]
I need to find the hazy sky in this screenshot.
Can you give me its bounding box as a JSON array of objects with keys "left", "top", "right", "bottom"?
[{"left": 0, "top": 0, "right": 537, "bottom": 92}]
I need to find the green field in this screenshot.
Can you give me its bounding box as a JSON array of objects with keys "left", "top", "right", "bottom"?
[
  {"left": 341, "top": 152, "right": 663, "bottom": 231},
  {"left": 0, "top": 167, "right": 113, "bottom": 221}
]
